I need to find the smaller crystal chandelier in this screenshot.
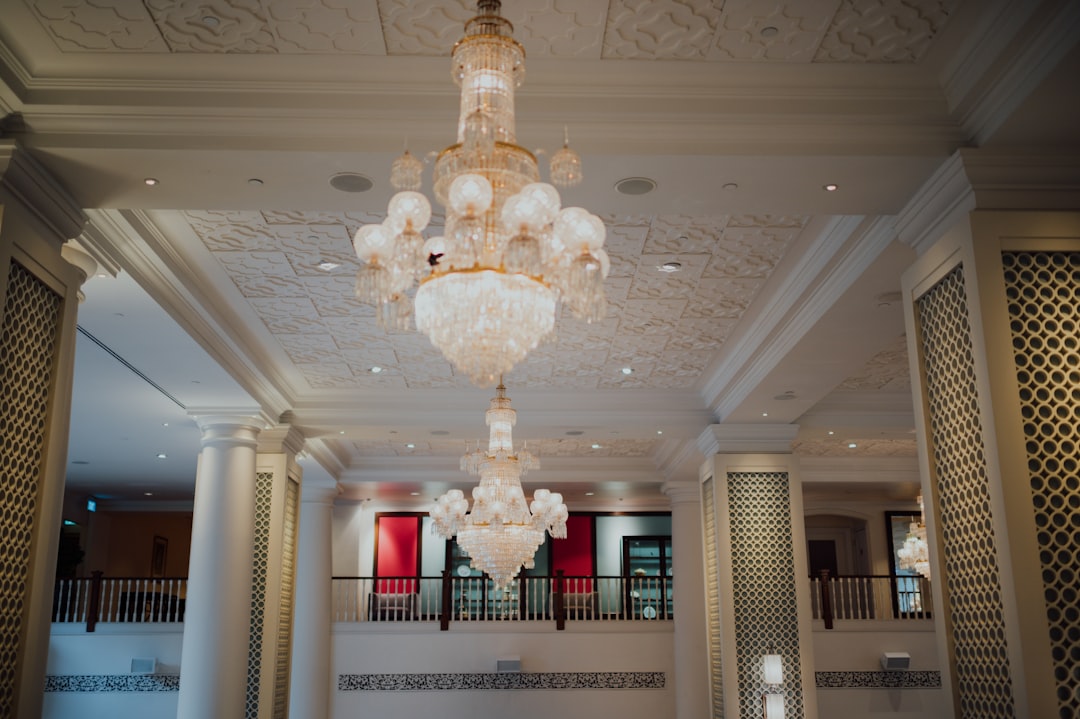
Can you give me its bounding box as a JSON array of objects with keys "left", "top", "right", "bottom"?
[
  {"left": 897, "top": 495, "right": 930, "bottom": 580},
  {"left": 429, "top": 383, "right": 567, "bottom": 589},
  {"left": 350, "top": 0, "right": 609, "bottom": 386}
]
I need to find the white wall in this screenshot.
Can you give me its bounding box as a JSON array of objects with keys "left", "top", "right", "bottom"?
[
  {"left": 813, "top": 625, "right": 950, "bottom": 718},
  {"left": 332, "top": 624, "right": 675, "bottom": 719},
  {"left": 44, "top": 625, "right": 182, "bottom": 719}
]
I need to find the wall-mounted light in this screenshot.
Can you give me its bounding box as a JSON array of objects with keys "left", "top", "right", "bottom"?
[{"left": 763, "top": 649, "right": 785, "bottom": 719}]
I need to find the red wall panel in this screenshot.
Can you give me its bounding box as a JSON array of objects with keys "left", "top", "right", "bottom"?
[{"left": 375, "top": 515, "right": 419, "bottom": 592}]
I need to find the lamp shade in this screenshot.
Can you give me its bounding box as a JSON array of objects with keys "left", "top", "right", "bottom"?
[
  {"left": 764, "top": 693, "right": 786, "bottom": 719},
  {"left": 763, "top": 653, "right": 783, "bottom": 685}
]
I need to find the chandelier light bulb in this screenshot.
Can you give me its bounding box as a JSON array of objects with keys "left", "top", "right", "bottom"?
[
  {"left": 353, "top": 224, "right": 392, "bottom": 262},
  {"left": 448, "top": 173, "right": 494, "bottom": 217},
  {"left": 387, "top": 190, "right": 432, "bottom": 230}
]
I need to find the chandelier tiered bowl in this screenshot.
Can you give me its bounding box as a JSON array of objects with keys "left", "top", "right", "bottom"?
[
  {"left": 429, "top": 383, "right": 567, "bottom": 589},
  {"left": 351, "top": 0, "right": 609, "bottom": 386}
]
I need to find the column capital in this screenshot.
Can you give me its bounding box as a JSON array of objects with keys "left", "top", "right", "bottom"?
[
  {"left": 257, "top": 424, "right": 306, "bottom": 456},
  {"left": 59, "top": 242, "right": 97, "bottom": 296},
  {"left": 191, "top": 410, "right": 271, "bottom": 449},
  {"left": 697, "top": 423, "right": 799, "bottom": 455},
  {"left": 661, "top": 481, "right": 701, "bottom": 506}
]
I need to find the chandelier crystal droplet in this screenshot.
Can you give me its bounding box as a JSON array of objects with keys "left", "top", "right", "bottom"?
[
  {"left": 429, "top": 384, "right": 568, "bottom": 590},
  {"left": 350, "top": 0, "right": 609, "bottom": 386}
]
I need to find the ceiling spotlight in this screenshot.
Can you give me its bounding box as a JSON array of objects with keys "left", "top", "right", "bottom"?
[
  {"left": 828, "top": 430, "right": 835, "bottom": 435},
  {"left": 824, "top": 183, "right": 839, "bottom": 192},
  {"left": 156, "top": 452, "right": 167, "bottom": 459},
  {"left": 621, "top": 367, "right": 633, "bottom": 375},
  {"left": 410, "top": 491, "right": 420, "bottom": 496},
  {"left": 591, "top": 443, "right": 602, "bottom": 449},
  {"left": 762, "top": 412, "right": 768, "bottom": 417},
  {"left": 657, "top": 261, "right": 682, "bottom": 273},
  {"left": 144, "top": 492, "right": 154, "bottom": 496},
  {"left": 247, "top": 178, "right": 264, "bottom": 186},
  {"left": 848, "top": 442, "right": 858, "bottom": 449},
  {"left": 406, "top": 443, "right": 416, "bottom": 449},
  {"left": 370, "top": 366, "right": 383, "bottom": 374},
  {"left": 143, "top": 178, "right": 159, "bottom": 186},
  {"left": 760, "top": 25, "right": 779, "bottom": 38},
  {"left": 657, "top": 430, "right": 663, "bottom": 435},
  {"left": 317, "top": 260, "right": 341, "bottom": 272},
  {"left": 585, "top": 492, "right": 595, "bottom": 496}
]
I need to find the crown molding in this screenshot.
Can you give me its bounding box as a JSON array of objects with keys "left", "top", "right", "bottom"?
[
  {"left": 702, "top": 214, "right": 897, "bottom": 418},
  {"left": 83, "top": 208, "right": 294, "bottom": 418},
  {"left": 941, "top": 0, "right": 1080, "bottom": 145},
  {"left": 698, "top": 423, "right": 800, "bottom": 455},
  {"left": 0, "top": 139, "right": 85, "bottom": 245}
]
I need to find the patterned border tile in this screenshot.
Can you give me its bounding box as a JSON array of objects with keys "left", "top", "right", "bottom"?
[
  {"left": 815, "top": 671, "right": 941, "bottom": 689},
  {"left": 339, "top": 672, "right": 665, "bottom": 691},
  {"left": 45, "top": 675, "right": 180, "bottom": 692}
]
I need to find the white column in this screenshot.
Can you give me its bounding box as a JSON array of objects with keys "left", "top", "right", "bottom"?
[
  {"left": 663, "top": 481, "right": 709, "bottom": 719},
  {"left": 289, "top": 484, "right": 338, "bottom": 719},
  {"left": 177, "top": 414, "right": 264, "bottom": 719}
]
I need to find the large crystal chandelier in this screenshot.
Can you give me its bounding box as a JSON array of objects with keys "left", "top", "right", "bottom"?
[
  {"left": 897, "top": 495, "right": 931, "bottom": 580},
  {"left": 429, "top": 383, "right": 568, "bottom": 589},
  {"left": 351, "top": 0, "right": 609, "bottom": 386}
]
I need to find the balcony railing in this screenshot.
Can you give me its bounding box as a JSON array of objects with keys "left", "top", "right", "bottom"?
[
  {"left": 810, "top": 572, "right": 932, "bottom": 629},
  {"left": 53, "top": 571, "right": 187, "bottom": 631},
  {"left": 333, "top": 571, "right": 673, "bottom": 630}
]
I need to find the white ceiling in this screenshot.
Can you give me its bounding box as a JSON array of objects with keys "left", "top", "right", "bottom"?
[{"left": 3, "top": 0, "right": 1076, "bottom": 510}]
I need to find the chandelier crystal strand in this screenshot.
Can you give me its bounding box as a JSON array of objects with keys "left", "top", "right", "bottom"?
[
  {"left": 350, "top": 0, "right": 608, "bottom": 386},
  {"left": 429, "top": 384, "right": 567, "bottom": 589}
]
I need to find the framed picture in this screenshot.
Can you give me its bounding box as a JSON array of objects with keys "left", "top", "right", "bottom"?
[{"left": 151, "top": 535, "right": 168, "bottom": 577}]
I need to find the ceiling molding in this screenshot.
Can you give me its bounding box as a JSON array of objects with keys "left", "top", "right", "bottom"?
[
  {"left": 84, "top": 208, "right": 293, "bottom": 417},
  {"left": 941, "top": 0, "right": 1080, "bottom": 145},
  {"left": 0, "top": 139, "right": 86, "bottom": 245},
  {"left": 703, "top": 214, "right": 897, "bottom": 418},
  {"left": 895, "top": 151, "right": 975, "bottom": 256}
]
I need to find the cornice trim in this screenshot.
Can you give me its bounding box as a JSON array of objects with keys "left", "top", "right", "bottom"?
[
  {"left": 0, "top": 139, "right": 86, "bottom": 244},
  {"left": 703, "top": 215, "right": 897, "bottom": 418}
]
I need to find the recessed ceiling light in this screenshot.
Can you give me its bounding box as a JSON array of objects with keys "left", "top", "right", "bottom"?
[
  {"left": 565, "top": 430, "right": 584, "bottom": 436},
  {"left": 71, "top": 460, "right": 89, "bottom": 465},
  {"left": 828, "top": 430, "right": 835, "bottom": 435},
  {"left": 370, "top": 366, "right": 382, "bottom": 373},
  {"left": 591, "top": 443, "right": 601, "bottom": 449},
  {"left": 156, "top": 452, "right": 167, "bottom": 459},
  {"left": 339, "top": 430, "right": 346, "bottom": 435},
  {"left": 762, "top": 412, "right": 768, "bottom": 417},
  {"left": 657, "top": 261, "right": 682, "bottom": 273},
  {"left": 585, "top": 492, "right": 595, "bottom": 496},
  {"left": 721, "top": 182, "right": 739, "bottom": 191},
  {"left": 202, "top": 15, "right": 220, "bottom": 27},
  {"left": 848, "top": 442, "right": 858, "bottom": 449},
  {"left": 410, "top": 491, "right": 420, "bottom": 496},
  {"left": 760, "top": 25, "right": 779, "bottom": 38},
  {"left": 162, "top": 422, "right": 169, "bottom": 427},
  {"left": 144, "top": 492, "right": 154, "bottom": 496},
  {"left": 317, "top": 260, "right": 340, "bottom": 272},
  {"left": 824, "top": 183, "right": 839, "bottom": 192},
  {"left": 614, "top": 177, "right": 657, "bottom": 195},
  {"left": 657, "top": 430, "right": 663, "bottom": 435},
  {"left": 329, "top": 172, "right": 374, "bottom": 193},
  {"left": 406, "top": 443, "right": 415, "bottom": 449},
  {"left": 96, "top": 272, "right": 108, "bottom": 278},
  {"left": 621, "top": 367, "right": 633, "bottom": 375},
  {"left": 144, "top": 178, "right": 159, "bottom": 186},
  {"left": 247, "top": 178, "right": 263, "bottom": 186}
]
